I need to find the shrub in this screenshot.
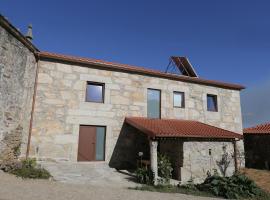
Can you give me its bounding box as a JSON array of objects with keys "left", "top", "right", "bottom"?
[
  {"left": 197, "top": 173, "right": 269, "bottom": 199},
  {"left": 157, "top": 153, "right": 173, "bottom": 184},
  {"left": 135, "top": 167, "right": 153, "bottom": 184},
  {"left": 135, "top": 153, "right": 172, "bottom": 185},
  {"left": 9, "top": 158, "right": 51, "bottom": 179}
]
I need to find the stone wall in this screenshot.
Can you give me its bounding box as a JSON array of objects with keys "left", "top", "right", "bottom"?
[
  {"left": 182, "top": 141, "right": 236, "bottom": 183},
  {"left": 30, "top": 60, "right": 243, "bottom": 180},
  {"left": 0, "top": 25, "right": 37, "bottom": 161}
]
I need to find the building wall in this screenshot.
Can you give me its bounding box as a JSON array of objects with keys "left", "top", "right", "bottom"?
[
  {"left": 30, "top": 60, "right": 243, "bottom": 164},
  {"left": 0, "top": 25, "right": 37, "bottom": 161},
  {"left": 182, "top": 141, "right": 236, "bottom": 183},
  {"left": 244, "top": 134, "right": 270, "bottom": 170}
]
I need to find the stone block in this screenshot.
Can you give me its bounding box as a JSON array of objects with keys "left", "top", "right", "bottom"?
[
  {"left": 38, "top": 73, "right": 53, "bottom": 84},
  {"left": 56, "top": 63, "right": 72, "bottom": 73}
]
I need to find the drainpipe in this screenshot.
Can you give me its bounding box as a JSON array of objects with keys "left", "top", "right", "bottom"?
[
  {"left": 233, "top": 139, "right": 239, "bottom": 173},
  {"left": 26, "top": 54, "right": 40, "bottom": 158}
]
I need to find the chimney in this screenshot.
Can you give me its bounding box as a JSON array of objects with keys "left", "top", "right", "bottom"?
[{"left": 25, "top": 24, "right": 33, "bottom": 41}]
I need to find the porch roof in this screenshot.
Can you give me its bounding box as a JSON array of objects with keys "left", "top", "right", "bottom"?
[{"left": 125, "top": 117, "right": 243, "bottom": 139}]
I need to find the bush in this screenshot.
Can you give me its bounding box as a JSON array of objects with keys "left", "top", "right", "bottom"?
[
  {"left": 9, "top": 158, "right": 51, "bottom": 179},
  {"left": 197, "top": 173, "right": 269, "bottom": 199},
  {"left": 133, "top": 173, "right": 270, "bottom": 200},
  {"left": 157, "top": 153, "right": 173, "bottom": 184},
  {"left": 135, "top": 167, "right": 153, "bottom": 184},
  {"left": 135, "top": 153, "right": 172, "bottom": 185}
]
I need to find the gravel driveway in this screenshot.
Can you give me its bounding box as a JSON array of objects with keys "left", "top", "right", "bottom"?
[{"left": 0, "top": 171, "right": 221, "bottom": 200}]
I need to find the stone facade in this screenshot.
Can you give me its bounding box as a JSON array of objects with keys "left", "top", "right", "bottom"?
[
  {"left": 0, "top": 25, "right": 37, "bottom": 162},
  {"left": 28, "top": 59, "right": 243, "bottom": 181},
  {"left": 0, "top": 15, "right": 244, "bottom": 183}
]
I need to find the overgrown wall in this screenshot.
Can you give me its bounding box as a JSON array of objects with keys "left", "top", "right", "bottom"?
[{"left": 0, "top": 25, "right": 37, "bottom": 162}]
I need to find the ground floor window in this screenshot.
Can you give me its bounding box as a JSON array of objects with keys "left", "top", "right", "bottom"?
[{"left": 78, "top": 125, "right": 106, "bottom": 161}]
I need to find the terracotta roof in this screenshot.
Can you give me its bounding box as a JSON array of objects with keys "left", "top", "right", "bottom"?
[
  {"left": 38, "top": 51, "right": 245, "bottom": 91},
  {"left": 244, "top": 122, "right": 270, "bottom": 134},
  {"left": 125, "top": 117, "right": 243, "bottom": 139},
  {"left": 0, "top": 15, "right": 39, "bottom": 53}
]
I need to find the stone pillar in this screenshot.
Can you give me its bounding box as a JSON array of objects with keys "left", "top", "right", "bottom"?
[{"left": 150, "top": 140, "right": 158, "bottom": 185}]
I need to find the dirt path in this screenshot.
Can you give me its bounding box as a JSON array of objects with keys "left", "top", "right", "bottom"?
[
  {"left": 0, "top": 171, "right": 221, "bottom": 200},
  {"left": 242, "top": 168, "right": 270, "bottom": 193}
]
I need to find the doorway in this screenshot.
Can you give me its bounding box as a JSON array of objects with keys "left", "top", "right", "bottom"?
[{"left": 78, "top": 125, "right": 106, "bottom": 161}]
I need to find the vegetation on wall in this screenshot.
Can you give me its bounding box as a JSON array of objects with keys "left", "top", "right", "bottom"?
[{"left": 216, "top": 144, "right": 231, "bottom": 177}]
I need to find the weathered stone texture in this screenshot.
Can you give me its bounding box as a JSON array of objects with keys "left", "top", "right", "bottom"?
[
  {"left": 0, "top": 25, "right": 37, "bottom": 161},
  {"left": 30, "top": 60, "right": 243, "bottom": 164},
  {"left": 182, "top": 141, "right": 235, "bottom": 183}
]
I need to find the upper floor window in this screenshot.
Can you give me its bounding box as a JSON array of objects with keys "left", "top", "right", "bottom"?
[
  {"left": 86, "top": 82, "right": 104, "bottom": 103},
  {"left": 207, "top": 94, "right": 218, "bottom": 112},
  {"left": 173, "top": 91, "right": 185, "bottom": 108},
  {"left": 147, "top": 89, "right": 161, "bottom": 118}
]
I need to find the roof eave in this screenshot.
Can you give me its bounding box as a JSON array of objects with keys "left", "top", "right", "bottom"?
[{"left": 38, "top": 52, "right": 245, "bottom": 91}]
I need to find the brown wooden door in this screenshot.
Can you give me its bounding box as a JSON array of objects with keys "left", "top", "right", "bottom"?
[{"left": 78, "top": 126, "right": 96, "bottom": 161}]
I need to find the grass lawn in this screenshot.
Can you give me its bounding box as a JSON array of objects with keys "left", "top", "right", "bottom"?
[{"left": 132, "top": 184, "right": 217, "bottom": 198}]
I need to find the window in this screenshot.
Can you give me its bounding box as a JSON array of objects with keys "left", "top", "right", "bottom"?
[
  {"left": 86, "top": 82, "right": 104, "bottom": 103},
  {"left": 78, "top": 125, "right": 106, "bottom": 161},
  {"left": 207, "top": 94, "right": 218, "bottom": 112},
  {"left": 147, "top": 89, "right": 161, "bottom": 118},
  {"left": 173, "top": 92, "right": 185, "bottom": 108}
]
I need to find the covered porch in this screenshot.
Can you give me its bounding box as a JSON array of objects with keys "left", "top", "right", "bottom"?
[{"left": 125, "top": 117, "right": 243, "bottom": 184}]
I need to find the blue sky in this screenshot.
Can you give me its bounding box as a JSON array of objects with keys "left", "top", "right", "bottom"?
[{"left": 1, "top": 0, "right": 270, "bottom": 127}]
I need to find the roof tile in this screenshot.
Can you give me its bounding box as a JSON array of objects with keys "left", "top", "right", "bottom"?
[
  {"left": 244, "top": 122, "right": 270, "bottom": 134},
  {"left": 125, "top": 117, "right": 242, "bottom": 139}
]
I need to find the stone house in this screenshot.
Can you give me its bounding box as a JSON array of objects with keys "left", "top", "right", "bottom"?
[
  {"left": 0, "top": 15, "right": 245, "bottom": 183},
  {"left": 244, "top": 123, "right": 270, "bottom": 170}
]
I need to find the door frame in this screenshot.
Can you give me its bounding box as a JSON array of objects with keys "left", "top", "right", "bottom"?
[{"left": 78, "top": 125, "right": 106, "bottom": 162}]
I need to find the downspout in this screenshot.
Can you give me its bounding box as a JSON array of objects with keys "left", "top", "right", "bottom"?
[
  {"left": 26, "top": 53, "right": 40, "bottom": 158},
  {"left": 233, "top": 139, "right": 240, "bottom": 173}
]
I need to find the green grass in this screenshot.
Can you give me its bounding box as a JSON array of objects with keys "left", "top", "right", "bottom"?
[{"left": 131, "top": 184, "right": 217, "bottom": 198}]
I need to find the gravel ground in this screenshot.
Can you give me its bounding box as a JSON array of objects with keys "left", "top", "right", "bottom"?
[{"left": 0, "top": 171, "right": 221, "bottom": 200}]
